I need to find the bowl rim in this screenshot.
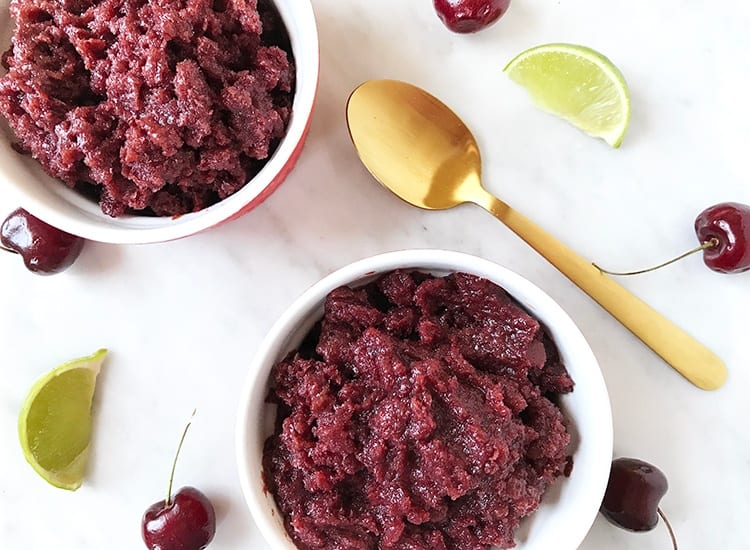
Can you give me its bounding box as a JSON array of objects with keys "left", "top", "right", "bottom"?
[
  {"left": 0, "top": 0, "right": 320, "bottom": 244},
  {"left": 236, "top": 249, "right": 613, "bottom": 550}
]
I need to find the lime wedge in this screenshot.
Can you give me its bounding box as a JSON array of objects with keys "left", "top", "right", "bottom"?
[
  {"left": 504, "top": 43, "right": 631, "bottom": 147},
  {"left": 18, "top": 349, "right": 107, "bottom": 490}
]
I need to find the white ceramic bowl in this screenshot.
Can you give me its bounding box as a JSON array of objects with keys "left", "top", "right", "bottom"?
[
  {"left": 237, "top": 249, "right": 613, "bottom": 550},
  {"left": 0, "top": 0, "right": 319, "bottom": 244}
]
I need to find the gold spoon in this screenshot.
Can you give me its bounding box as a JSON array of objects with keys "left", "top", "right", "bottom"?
[{"left": 346, "top": 79, "right": 727, "bottom": 391}]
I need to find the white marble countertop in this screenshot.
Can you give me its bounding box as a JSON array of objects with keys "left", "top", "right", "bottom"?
[{"left": 1, "top": 0, "right": 748, "bottom": 548}]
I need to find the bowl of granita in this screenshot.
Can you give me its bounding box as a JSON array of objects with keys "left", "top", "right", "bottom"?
[
  {"left": 0, "top": 0, "right": 318, "bottom": 244},
  {"left": 236, "top": 250, "right": 613, "bottom": 550}
]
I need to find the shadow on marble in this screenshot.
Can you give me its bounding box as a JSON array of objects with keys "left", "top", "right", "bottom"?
[
  {"left": 210, "top": 491, "right": 232, "bottom": 528},
  {"left": 74, "top": 241, "right": 124, "bottom": 277},
  {"left": 86, "top": 348, "right": 116, "bottom": 490},
  {"left": 624, "top": 87, "right": 650, "bottom": 146}
]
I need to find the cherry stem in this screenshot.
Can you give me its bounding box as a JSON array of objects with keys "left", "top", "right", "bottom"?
[
  {"left": 165, "top": 409, "right": 197, "bottom": 507},
  {"left": 593, "top": 238, "right": 720, "bottom": 276},
  {"left": 658, "top": 508, "right": 678, "bottom": 550}
]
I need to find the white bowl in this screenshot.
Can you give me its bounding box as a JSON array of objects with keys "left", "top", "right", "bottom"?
[
  {"left": 236, "top": 249, "right": 613, "bottom": 550},
  {"left": 0, "top": 0, "right": 319, "bottom": 244}
]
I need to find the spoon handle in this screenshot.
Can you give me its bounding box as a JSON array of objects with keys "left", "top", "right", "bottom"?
[{"left": 477, "top": 193, "right": 727, "bottom": 390}]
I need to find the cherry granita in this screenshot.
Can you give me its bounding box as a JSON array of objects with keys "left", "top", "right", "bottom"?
[
  {"left": 0, "top": 0, "right": 294, "bottom": 217},
  {"left": 263, "top": 270, "right": 575, "bottom": 550}
]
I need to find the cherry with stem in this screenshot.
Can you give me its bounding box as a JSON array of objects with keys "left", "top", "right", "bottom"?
[
  {"left": 142, "top": 409, "right": 216, "bottom": 550},
  {"left": 601, "top": 457, "right": 678, "bottom": 550},
  {"left": 593, "top": 202, "right": 750, "bottom": 275}
]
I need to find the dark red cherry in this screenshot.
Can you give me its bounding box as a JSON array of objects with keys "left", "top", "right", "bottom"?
[
  {"left": 601, "top": 457, "right": 667, "bottom": 532},
  {"left": 142, "top": 487, "right": 216, "bottom": 550},
  {"left": 1, "top": 208, "right": 84, "bottom": 275},
  {"left": 601, "top": 458, "right": 678, "bottom": 549},
  {"left": 433, "top": 0, "right": 511, "bottom": 33},
  {"left": 142, "top": 413, "right": 216, "bottom": 550},
  {"left": 694, "top": 202, "right": 750, "bottom": 273},
  {"left": 595, "top": 201, "right": 750, "bottom": 277}
]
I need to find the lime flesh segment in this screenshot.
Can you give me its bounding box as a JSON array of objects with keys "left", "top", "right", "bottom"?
[
  {"left": 504, "top": 43, "right": 631, "bottom": 147},
  {"left": 18, "top": 349, "right": 107, "bottom": 490}
]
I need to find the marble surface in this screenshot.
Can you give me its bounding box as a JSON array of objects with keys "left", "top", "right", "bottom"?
[{"left": 1, "top": 0, "right": 749, "bottom": 548}]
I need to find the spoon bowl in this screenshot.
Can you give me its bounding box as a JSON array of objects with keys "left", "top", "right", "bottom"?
[
  {"left": 347, "top": 79, "right": 484, "bottom": 210},
  {"left": 346, "top": 79, "right": 727, "bottom": 390}
]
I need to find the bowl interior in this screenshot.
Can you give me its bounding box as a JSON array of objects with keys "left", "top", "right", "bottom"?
[
  {"left": 0, "top": 0, "right": 319, "bottom": 243},
  {"left": 238, "top": 250, "right": 613, "bottom": 550}
]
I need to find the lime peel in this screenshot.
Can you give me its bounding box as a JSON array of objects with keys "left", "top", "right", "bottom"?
[
  {"left": 504, "top": 43, "right": 631, "bottom": 147},
  {"left": 18, "top": 349, "right": 108, "bottom": 490}
]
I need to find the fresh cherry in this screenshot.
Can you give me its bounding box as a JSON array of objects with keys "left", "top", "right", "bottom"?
[
  {"left": 1, "top": 208, "right": 84, "bottom": 275},
  {"left": 143, "top": 488, "right": 216, "bottom": 550},
  {"left": 601, "top": 458, "right": 677, "bottom": 549},
  {"left": 595, "top": 202, "right": 750, "bottom": 276},
  {"left": 694, "top": 202, "right": 750, "bottom": 273},
  {"left": 433, "top": 0, "right": 511, "bottom": 34},
  {"left": 142, "top": 413, "right": 216, "bottom": 550}
]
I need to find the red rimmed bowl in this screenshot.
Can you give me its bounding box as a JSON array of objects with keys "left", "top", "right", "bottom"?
[{"left": 0, "top": 0, "right": 319, "bottom": 244}]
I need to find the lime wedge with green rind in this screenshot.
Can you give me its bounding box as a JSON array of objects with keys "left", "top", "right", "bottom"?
[
  {"left": 18, "top": 349, "right": 107, "bottom": 490},
  {"left": 504, "top": 43, "right": 632, "bottom": 147}
]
